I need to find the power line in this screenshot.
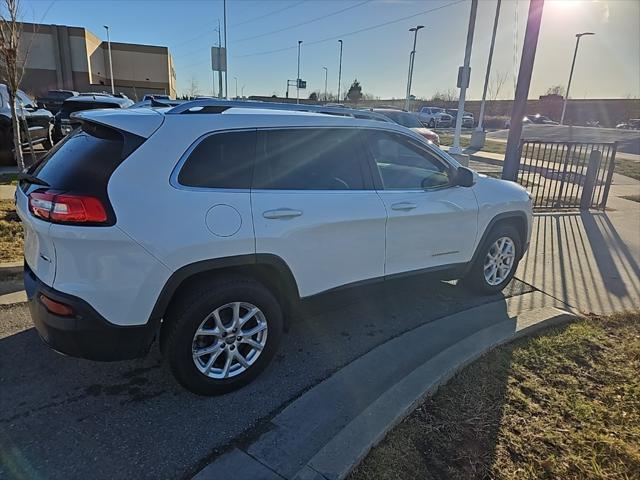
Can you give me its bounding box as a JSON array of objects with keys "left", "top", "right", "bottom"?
[
  {"left": 236, "top": 0, "right": 465, "bottom": 58},
  {"left": 231, "top": 1, "right": 306, "bottom": 27},
  {"left": 235, "top": 0, "right": 372, "bottom": 43}
]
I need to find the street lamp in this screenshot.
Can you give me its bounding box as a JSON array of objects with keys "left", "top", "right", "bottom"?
[
  {"left": 234, "top": 76, "right": 238, "bottom": 99},
  {"left": 322, "top": 66, "right": 328, "bottom": 101},
  {"left": 103, "top": 25, "right": 115, "bottom": 94},
  {"left": 560, "top": 32, "right": 594, "bottom": 125},
  {"left": 405, "top": 25, "right": 424, "bottom": 111},
  {"left": 337, "top": 40, "right": 343, "bottom": 101},
  {"left": 296, "top": 40, "right": 302, "bottom": 104}
]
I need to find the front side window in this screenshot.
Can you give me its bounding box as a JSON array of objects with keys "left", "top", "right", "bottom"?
[
  {"left": 254, "top": 128, "right": 367, "bottom": 190},
  {"left": 178, "top": 131, "right": 256, "bottom": 189},
  {"left": 366, "top": 131, "right": 451, "bottom": 190}
]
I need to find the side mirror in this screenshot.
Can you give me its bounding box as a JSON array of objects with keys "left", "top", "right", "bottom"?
[
  {"left": 25, "top": 105, "right": 37, "bottom": 112},
  {"left": 456, "top": 166, "right": 475, "bottom": 187}
]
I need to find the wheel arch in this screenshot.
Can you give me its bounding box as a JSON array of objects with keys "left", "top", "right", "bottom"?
[
  {"left": 472, "top": 211, "right": 529, "bottom": 265},
  {"left": 152, "top": 254, "right": 300, "bottom": 347}
]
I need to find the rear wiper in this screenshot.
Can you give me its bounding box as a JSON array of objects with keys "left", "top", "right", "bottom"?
[{"left": 17, "top": 173, "right": 50, "bottom": 187}]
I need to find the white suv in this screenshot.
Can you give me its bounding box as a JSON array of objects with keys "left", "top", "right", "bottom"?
[
  {"left": 17, "top": 100, "right": 532, "bottom": 395},
  {"left": 417, "top": 106, "right": 453, "bottom": 128}
]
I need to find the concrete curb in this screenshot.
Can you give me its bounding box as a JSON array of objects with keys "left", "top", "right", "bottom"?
[
  {"left": 193, "top": 292, "right": 577, "bottom": 480},
  {"left": 0, "top": 261, "right": 22, "bottom": 277}
]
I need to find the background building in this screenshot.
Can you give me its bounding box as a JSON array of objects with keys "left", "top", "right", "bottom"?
[{"left": 17, "top": 22, "right": 176, "bottom": 100}]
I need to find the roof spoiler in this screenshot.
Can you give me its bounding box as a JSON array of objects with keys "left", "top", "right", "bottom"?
[{"left": 71, "top": 108, "right": 165, "bottom": 138}]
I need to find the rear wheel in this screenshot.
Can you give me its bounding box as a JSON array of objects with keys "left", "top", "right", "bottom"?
[
  {"left": 462, "top": 224, "right": 521, "bottom": 294},
  {"left": 164, "top": 276, "right": 283, "bottom": 395}
]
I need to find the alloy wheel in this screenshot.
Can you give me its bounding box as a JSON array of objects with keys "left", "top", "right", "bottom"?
[{"left": 483, "top": 237, "right": 516, "bottom": 286}]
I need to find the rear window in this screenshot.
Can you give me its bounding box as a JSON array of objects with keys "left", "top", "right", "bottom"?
[
  {"left": 378, "top": 111, "right": 422, "bottom": 128},
  {"left": 177, "top": 131, "right": 256, "bottom": 189},
  {"left": 60, "top": 102, "right": 119, "bottom": 118}
]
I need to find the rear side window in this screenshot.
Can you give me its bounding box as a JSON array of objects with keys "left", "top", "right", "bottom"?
[
  {"left": 254, "top": 128, "right": 368, "bottom": 190},
  {"left": 177, "top": 131, "right": 256, "bottom": 189}
]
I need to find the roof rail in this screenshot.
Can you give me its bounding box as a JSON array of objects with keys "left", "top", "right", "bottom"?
[{"left": 165, "top": 99, "right": 392, "bottom": 123}]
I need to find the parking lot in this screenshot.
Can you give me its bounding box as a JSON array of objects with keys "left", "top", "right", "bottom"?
[{"left": 0, "top": 277, "right": 531, "bottom": 480}]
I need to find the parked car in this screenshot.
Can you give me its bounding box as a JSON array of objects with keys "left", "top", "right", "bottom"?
[
  {"left": 446, "top": 109, "right": 475, "bottom": 128},
  {"left": 53, "top": 94, "right": 134, "bottom": 142},
  {"left": 36, "top": 90, "right": 79, "bottom": 115},
  {"left": 141, "top": 94, "right": 171, "bottom": 102},
  {"left": 417, "top": 106, "right": 453, "bottom": 128},
  {"left": 505, "top": 114, "right": 559, "bottom": 129},
  {"left": 616, "top": 119, "right": 640, "bottom": 130},
  {"left": 18, "top": 100, "right": 532, "bottom": 395},
  {"left": 130, "top": 98, "right": 185, "bottom": 109},
  {"left": 0, "top": 85, "right": 54, "bottom": 164},
  {"left": 372, "top": 108, "right": 440, "bottom": 145}
]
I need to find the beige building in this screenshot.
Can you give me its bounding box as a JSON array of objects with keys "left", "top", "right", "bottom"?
[{"left": 17, "top": 22, "right": 176, "bottom": 100}]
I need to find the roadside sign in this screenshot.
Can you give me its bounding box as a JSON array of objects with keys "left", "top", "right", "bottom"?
[
  {"left": 297, "top": 79, "right": 307, "bottom": 89},
  {"left": 211, "top": 47, "right": 227, "bottom": 72},
  {"left": 457, "top": 66, "right": 470, "bottom": 88}
]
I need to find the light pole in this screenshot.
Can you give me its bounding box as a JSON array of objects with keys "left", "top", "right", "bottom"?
[
  {"left": 241, "top": 85, "right": 245, "bottom": 98},
  {"left": 405, "top": 25, "right": 424, "bottom": 111},
  {"left": 560, "top": 32, "right": 594, "bottom": 125},
  {"left": 322, "top": 66, "right": 328, "bottom": 102},
  {"left": 223, "top": 0, "right": 228, "bottom": 99},
  {"left": 103, "top": 25, "right": 115, "bottom": 94},
  {"left": 296, "top": 40, "right": 302, "bottom": 104},
  {"left": 450, "top": 0, "right": 478, "bottom": 159},
  {"left": 471, "top": 0, "right": 501, "bottom": 148},
  {"left": 234, "top": 76, "right": 238, "bottom": 98},
  {"left": 337, "top": 39, "right": 343, "bottom": 101}
]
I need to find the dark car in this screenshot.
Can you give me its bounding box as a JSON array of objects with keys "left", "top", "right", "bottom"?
[
  {"left": 36, "top": 89, "right": 79, "bottom": 115},
  {"left": 446, "top": 109, "right": 475, "bottom": 128},
  {"left": 0, "top": 85, "right": 54, "bottom": 164},
  {"left": 372, "top": 108, "right": 440, "bottom": 145},
  {"left": 53, "top": 94, "right": 134, "bottom": 142}
]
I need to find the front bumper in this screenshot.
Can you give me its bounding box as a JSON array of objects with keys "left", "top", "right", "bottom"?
[{"left": 25, "top": 263, "right": 158, "bottom": 361}]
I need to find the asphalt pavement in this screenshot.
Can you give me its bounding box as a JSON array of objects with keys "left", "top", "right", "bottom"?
[{"left": 0, "top": 277, "right": 532, "bottom": 480}]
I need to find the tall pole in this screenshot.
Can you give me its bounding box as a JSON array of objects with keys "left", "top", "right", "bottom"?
[
  {"left": 337, "top": 39, "right": 343, "bottom": 101},
  {"left": 450, "top": 0, "right": 478, "bottom": 157},
  {"left": 234, "top": 76, "right": 238, "bottom": 98},
  {"left": 476, "top": 0, "right": 501, "bottom": 132},
  {"left": 405, "top": 25, "right": 424, "bottom": 111},
  {"left": 503, "top": 0, "right": 545, "bottom": 181},
  {"left": 296, "top": 40, "right": 302, "bottom": 104},
  {"left": 560, "top": 32, "right": 594, "bottom": 125},
  {"left": 217, "top": 19, "right": 223, "bottom": 99},
  {"left": 223, "top": 0, "right": 228, "bottom": 99},
  {"left": 323, "top": 66, "right": 328, "bottom": 102},
  {"left": 104, "top": 26, "right": 115, "bottom": 94}
]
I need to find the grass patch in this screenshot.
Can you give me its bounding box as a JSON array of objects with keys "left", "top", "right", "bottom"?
[
  {"left": 614, "top": 160, "right": 640, "bottom": 181},
  {"left": 0, "top": 199, "right": 23, "bottom": 263},
  {"left": 439, "top": 133, "right": 506, "bottom": 155},
  {"left": 0, "top": 173, "right": 18, "bottom": 186},
  {"left": 350, "top": 312, "right": 640, "bottom": 480}
]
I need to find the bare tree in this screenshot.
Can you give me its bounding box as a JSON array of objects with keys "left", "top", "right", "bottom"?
[
  {"left": 545, "top": 84, "right": 566, "bottom": 97},
  {"left": 487, "top": 70, "right": 508, "bottom": 116},
  {"left": 430, "top": 89, "right": 458, "bottom": 103},
  {"left": 0, "top": 0, "right": 30, "bottom": 170}
]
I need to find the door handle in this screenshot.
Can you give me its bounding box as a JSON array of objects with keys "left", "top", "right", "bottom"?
[
  {"left": 263, "top": 208, "right": 303, "bottom": 219},
  {"left": 390, "top": 202, "right": 417, "bottom": 211}
]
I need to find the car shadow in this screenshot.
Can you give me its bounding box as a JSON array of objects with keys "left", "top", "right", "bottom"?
[{"left": 0, "top": 277, "right": 529, "bottom": 480}]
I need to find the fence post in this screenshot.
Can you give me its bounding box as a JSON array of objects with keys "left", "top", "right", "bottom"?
[
  {"left": 599, "top": 142, "right": 618, "bottom": 209},
  {"left": 580, "top": 149, "right": 602, "bottom": 210},
  {"left": 554, "top": 143, "right": 573, "bottom": 208}
]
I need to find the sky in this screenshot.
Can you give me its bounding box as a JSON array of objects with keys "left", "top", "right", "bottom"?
[{"left": 21, "top": 0, "right": 640, "bottom": 100}]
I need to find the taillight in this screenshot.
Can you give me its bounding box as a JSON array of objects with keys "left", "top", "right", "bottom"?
[
  {"left": 40, "top": 294, "right": 74, "bottom": 316},
  {"left": 29, "top": 190, "right": 108, "bottom": 224}
]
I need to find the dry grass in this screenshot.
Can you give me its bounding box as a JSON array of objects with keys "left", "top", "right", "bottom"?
[
  {"left": 349, "top": 312, "right": 640, "bottom": 480},
  {"left": 0, "top": 199, "right": 23, "bottom": 263}
]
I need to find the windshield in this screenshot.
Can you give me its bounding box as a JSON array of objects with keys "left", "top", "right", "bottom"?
[{"left": 379, "top": 111, "right": 423, "bottom": 128}]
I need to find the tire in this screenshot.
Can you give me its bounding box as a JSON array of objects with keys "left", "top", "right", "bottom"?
[
  {"left": 164, "top": 275, "right": 283, "bottom": 396},
  {"left": 462, "top": 224, "right": 522, "bottom": 295},
  {"left": 428, "top": 119, "right": 436, "bottom": 128}
]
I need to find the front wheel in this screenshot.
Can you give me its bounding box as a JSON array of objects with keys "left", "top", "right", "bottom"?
[
  {"left": 428, "top": 119, "right": 436, "bottom": 128},
  {"left": 462, "top": 224, "right": 522, "bottom": 294},
  {"left": 164, "top": 276, "right": 283, "bottom": 395}
]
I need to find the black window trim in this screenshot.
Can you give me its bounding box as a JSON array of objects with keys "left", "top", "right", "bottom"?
[
  {"left": 170, "top": 128, "right": 258, "bottom": 192},
  {"left": 252, "top": 126, "right": 377, "bottom": 192},
  {"left": 361, "top": 127, "right": 458, "bottom": 192}
]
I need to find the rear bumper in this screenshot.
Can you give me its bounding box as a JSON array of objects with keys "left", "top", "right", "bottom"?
[{"left": 25, "top": 263, "right": 158, "bottom": 361}]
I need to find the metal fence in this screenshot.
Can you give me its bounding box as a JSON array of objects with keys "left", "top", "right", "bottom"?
[{"left": 516, "top": 141, "right": 618, "bottom": 210}]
